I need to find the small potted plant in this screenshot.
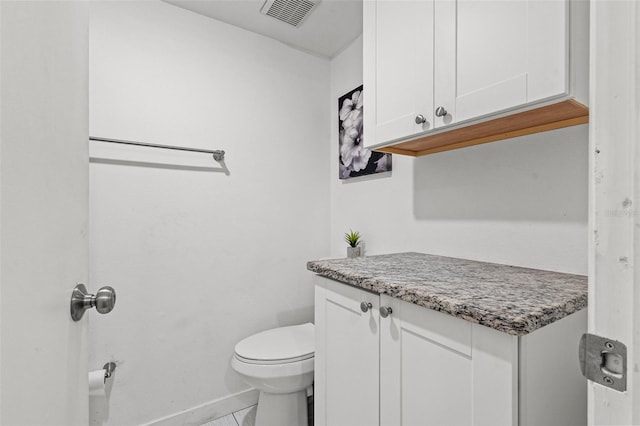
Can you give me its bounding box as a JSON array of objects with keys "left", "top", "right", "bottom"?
[{"left": 344, "top": 229, "right": 362, "bottom": 258}]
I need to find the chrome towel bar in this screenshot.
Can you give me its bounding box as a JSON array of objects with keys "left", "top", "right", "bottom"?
[{"left": 90, "top": 136, "right": 225, "bottom": 162}]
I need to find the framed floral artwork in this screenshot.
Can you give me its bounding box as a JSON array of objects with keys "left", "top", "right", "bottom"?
[{"left": 338, "top": 85, "right": 391, "bottom": 179}]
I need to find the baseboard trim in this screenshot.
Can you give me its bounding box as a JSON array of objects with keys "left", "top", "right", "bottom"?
[{"left": 142, "top": 388, "right": 259, "bottom": 426}]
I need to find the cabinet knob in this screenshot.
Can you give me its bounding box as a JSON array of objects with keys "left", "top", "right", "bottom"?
[
  {"left": 415, "top": 114, "right": 427, "bottom": 125},
  {"left": 360, "top": 302, "right": 373, "bottom": 313},
  {"left": 435, "top": 106, "right": 448, "bottom": 117},
  {"left": 380, "top": 306, "right": 393, "bottom": 318}
]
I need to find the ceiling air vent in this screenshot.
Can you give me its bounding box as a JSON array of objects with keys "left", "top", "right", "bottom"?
[{"left": 260, "top": 0, "right": 319, "bottom": 27}]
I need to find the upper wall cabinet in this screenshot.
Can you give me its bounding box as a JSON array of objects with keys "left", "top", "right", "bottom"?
[{"left": 363, "top": 0, "right": 589, "bottom": 156}]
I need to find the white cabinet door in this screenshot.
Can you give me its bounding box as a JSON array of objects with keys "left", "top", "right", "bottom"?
[
  {"left": 380, "top": 296, "right": 518, "bottom": 426},
  {"left": 314, "top": 277, "right": 380, "bottom": 426},
  {"left": 364, "top": 0, "right": 434, "bottom": 148},
  {"left": 365, "top": 0, "right": 571, "bottom": 149},
  {"left": 380, "top": 295, "right": 474, "bottom": 426},
  {"left": 435, "top": 0, "right": 568, "bottom": 124}
]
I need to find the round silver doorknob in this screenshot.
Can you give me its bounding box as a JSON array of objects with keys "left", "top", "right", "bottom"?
[
  {"left": 380, "top": 306, "right": 393, "bottom": 318},
  {"left": 435, "top": 106, "right": 448, "bottom": 117},
  {"left": 95, "top": 286, "right": 116, "bottom": 314},
  {"left": 360, "top": 301, "right": 373, "bottom": 313},
  {"left": 415, "top": 114, "right": 427, "bottom": 124},
  {"left": 70, "top": 284, "right": 117, "bottom": 321}
]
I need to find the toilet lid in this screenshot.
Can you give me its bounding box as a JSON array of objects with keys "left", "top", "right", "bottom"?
[{"left": 234, "top": 323, "right": 314, "bottom": 364}]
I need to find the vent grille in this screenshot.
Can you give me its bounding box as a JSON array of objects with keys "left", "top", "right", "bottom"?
[{"left": 260, "top": 0, "right": 318, "bottom": 27}]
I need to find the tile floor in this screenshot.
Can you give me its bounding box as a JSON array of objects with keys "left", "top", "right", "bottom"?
[
  {"left": 201, "top": 405, "right": 257, "bottom": 426},
  {"left": 200, "top": 395, "right": 313, "bottom": 426}
]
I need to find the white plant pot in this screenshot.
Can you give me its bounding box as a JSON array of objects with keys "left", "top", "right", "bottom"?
[{"left": 347, "top": 246, "right": 362, "bottom": 258}]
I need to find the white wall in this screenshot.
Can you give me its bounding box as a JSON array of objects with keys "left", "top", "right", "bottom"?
[
  {"left": 88, "top": 2, "right": 329, "bottom": 425},
  {"left": 330, "top": 36, "right": 588, "bottom": 275}
]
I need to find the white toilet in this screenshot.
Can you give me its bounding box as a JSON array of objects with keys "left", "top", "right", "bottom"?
[{"left": 231, "top": 323, "right": 314, "bottom": 426}]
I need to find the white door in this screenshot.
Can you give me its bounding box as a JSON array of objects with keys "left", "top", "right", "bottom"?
[
  {"left": 589, "top": 1, "right": 640, "bottom": 424},
  {"left": 314, "top": 277, "right": 379, "bottom": 426},
  {"left": 0, "top": 2, "right": 90, "bottom": 425},
  {"left": 435, "top": 0, "right": 568, "bottom": 124},
  {"left": 363, "top": 0, "right": 434, "bottom": 148}
]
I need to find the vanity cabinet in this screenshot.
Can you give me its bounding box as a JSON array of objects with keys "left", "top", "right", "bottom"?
[
  {"left": 363, "top": 0, "right": 589, "bottom": 156},
  {"left": 314, "top": 275, "right": 587, "bottom": 426}
]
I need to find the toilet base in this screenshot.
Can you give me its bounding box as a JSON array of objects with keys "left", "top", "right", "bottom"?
[{"left": 255, "top": 389, "right": 307, "bottom": 426}]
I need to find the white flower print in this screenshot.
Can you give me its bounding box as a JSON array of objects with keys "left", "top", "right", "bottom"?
[
  {"left": 339, "top": 90, "right": 363, "bottom": 126},
  {"left": 340, "top": 118, "right": 371, "bottom": 172}
]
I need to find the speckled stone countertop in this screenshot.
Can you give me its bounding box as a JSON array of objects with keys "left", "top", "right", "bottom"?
[{"left": 307, "top": 252, "right": 587, "bottom": 336}]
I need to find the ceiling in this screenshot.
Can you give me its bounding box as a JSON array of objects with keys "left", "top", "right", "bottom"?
[{"left": 162, "top": 0, "right": 363, "bottom": 58}]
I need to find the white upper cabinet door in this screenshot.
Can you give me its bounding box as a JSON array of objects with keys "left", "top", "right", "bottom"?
[
  {"left": 364, "top": 0, "right": 434, "bottom": 148},
  {"left": 435, "top": 0, "right": 568, "bottom": 125}
]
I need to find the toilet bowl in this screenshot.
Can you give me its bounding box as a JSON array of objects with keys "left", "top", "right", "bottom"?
[{"left": 231, "top": 323, "right": 314, "bottom": 426}]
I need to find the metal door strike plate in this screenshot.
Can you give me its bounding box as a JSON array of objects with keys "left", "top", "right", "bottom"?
[{"left": 579, "top": 333, "right": 627, "bottom": 392}]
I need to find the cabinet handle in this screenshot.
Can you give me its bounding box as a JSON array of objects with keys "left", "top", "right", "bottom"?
[
  {"left": 435, "top": 106, "right": 448, "bottom": 117},
  {"left": 415, "top": 114, "right": 427, "bottom": 125},
  {"left": 360, "top": 302, "right": 373, "bottom": 313},
  {"left": 380, "top": 306, "right": 393, "bottom": 318}
]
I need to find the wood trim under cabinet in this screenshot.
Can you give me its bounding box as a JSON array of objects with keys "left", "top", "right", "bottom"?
[{"left": 376, "top": 99, "right": 589, "bottom": 157}]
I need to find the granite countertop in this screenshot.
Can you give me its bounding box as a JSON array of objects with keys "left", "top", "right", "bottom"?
[{"left": 307, "top": 252, "right": 587, "bottom": 336}]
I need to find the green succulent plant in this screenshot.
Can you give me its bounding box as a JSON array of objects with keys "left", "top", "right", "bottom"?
[{"left": 344, "top": 230, "right": 361, "bottom": 247}]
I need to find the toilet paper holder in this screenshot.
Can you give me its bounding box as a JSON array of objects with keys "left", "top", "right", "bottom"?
[
  {"left": 102, "top": 362, "right": 116, "bottom": 383},
  {"left": 89, "top": 362, "right": 116, "bottom": 397}
]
